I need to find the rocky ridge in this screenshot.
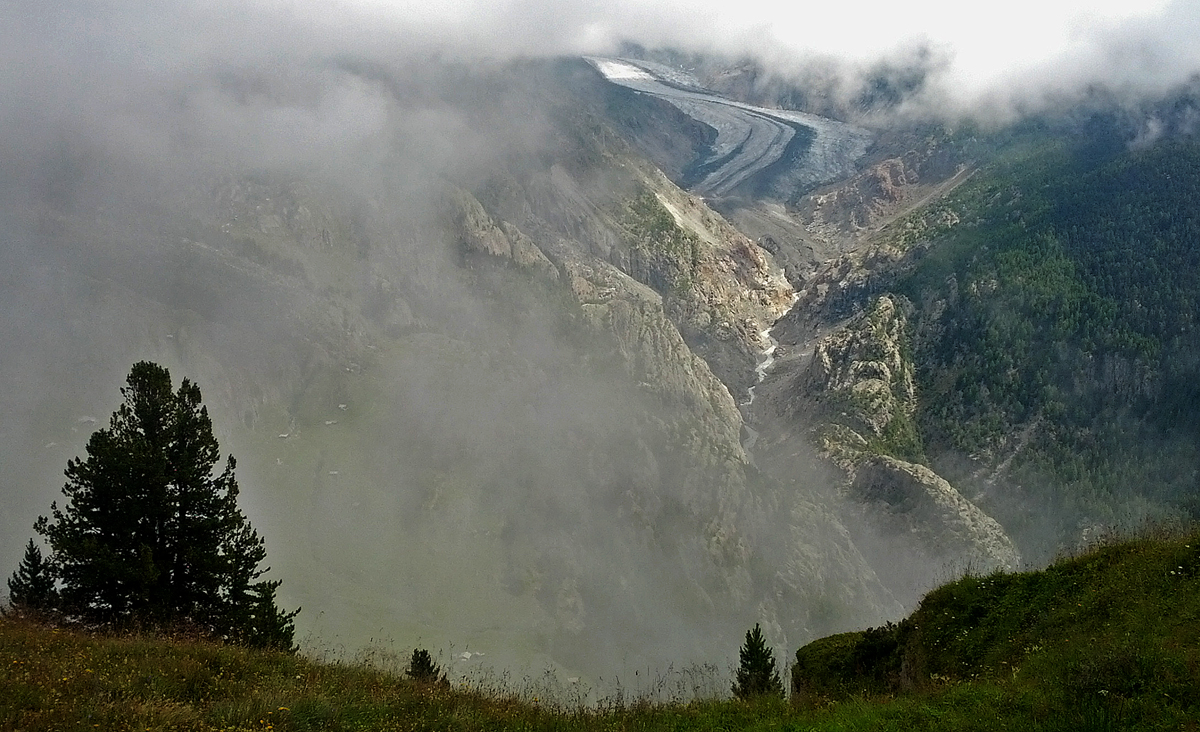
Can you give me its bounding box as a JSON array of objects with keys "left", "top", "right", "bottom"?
[{"left": 747, "top": 293, "right": 1018, "bottom": 604}]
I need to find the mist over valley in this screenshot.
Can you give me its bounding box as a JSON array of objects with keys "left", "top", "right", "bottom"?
[{"left": 4, "top": 0, "right": 1200, "bottom": 688}]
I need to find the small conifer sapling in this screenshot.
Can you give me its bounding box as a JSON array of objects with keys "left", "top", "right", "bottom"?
[
  {"left": 733, "top": 622, "right": 784, "bottom": 700},
  {"left": 406, "top": 648, "right": 445, "bottom": 685},
  {"left": 6, "top": 539, "right": 58, "bottom": 612}
]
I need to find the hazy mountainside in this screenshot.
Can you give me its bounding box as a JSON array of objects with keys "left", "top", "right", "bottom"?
[
  {"left": 5, "top": 44, "right": 1200, "bottom": 682},
  {"left": 0, "top": 57, "right": 898, "bottom": 677},
  {"left": 748, "top": 89, "right": 1200, "bottom": 573}
]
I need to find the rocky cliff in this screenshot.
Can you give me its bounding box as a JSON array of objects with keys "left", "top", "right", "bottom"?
[
  {"left": 435, "top": 127, "right": 899, "bottom": 662},
  {"left": 751, "top": 292, "right": 1018, "bottom": 605}
]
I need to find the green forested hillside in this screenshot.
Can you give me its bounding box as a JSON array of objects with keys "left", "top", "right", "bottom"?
[{"left": 893, "top": 118, "right": 1200, "bottom": 554}]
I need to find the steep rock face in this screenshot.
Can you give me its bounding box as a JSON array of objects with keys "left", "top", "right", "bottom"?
[
  {"left": 846, "top": 455, "right": 1019, "bottom": 576},
  {"left": 448, "top": 186, "right": 559, "bottom": 278},
  {"left": 795, "top": 142, "right": 968, "bottom": 247},
  {"left": 624, "top": 174, "right": 796, "bottom": 395},
  {"left": 581, "top": 288, "right": 745, "bottom": 453},
  {"left": 799, "top": 157, "right": 916, "bottom": 236},
  {"left": 753, "top": 295, "right": 1018, "bottom": 605},
  {"left": 477, "top": 145, "right": 795, "bottom": 396},
  {"left": 390, "top": 152, "right": 896, "bottom": 665},
  {"left": 796, "top": 295, "right": 916, "bottom": 445}
]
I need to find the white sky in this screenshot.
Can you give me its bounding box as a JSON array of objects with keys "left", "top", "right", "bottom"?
[{"left": 336, "top": 0, "right": 1170, "bottom": 60}]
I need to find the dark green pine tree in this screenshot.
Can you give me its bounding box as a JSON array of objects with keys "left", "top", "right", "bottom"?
[
  {"left": 732, "top": 623, "right": 784, "bottom": 700},
  {"left": 406, "top": 648, "right": 445, "bottom": 685},
  {"left": 6, "top": 539, "right": 57, "bottom": 611},
  {"left": 34, "top": 361, "right": 297, "bottom": 649}
]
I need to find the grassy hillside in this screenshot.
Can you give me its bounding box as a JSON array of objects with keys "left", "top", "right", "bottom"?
[
  {"left": 6, "top": 529, "right": 1200, "bottom": 730},
  {"left": 792, "top": 526, "right": 1200, "bottom": 729}
]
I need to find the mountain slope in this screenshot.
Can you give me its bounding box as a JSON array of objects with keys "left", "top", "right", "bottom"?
[
  {"left": 889, "top": 117, "right": 1200, "bottom": 561},
  {"left": 0, "top": 57, "right": 896, "bottom": 677}
]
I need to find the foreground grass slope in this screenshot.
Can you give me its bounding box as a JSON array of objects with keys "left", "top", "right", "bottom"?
[
  {"left": 5, "top": 529, "right": 1200, "bottom": 730},
  {"left": 794, "top": 527, "right": 1200, "bottom": 729}
]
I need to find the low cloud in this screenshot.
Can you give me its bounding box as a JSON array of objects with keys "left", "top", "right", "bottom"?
[{"left": 5, "top": 0, "right": 1199, "bottom": 132}]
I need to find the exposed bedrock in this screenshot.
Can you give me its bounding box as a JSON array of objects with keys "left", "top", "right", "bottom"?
[{"left": 751, "top": 294, "right": 1019, "bottom": 605}]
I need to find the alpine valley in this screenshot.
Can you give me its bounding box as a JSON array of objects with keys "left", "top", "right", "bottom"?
[{"left": 3, "top": 46, "right": 1199, "bottom": 682}]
